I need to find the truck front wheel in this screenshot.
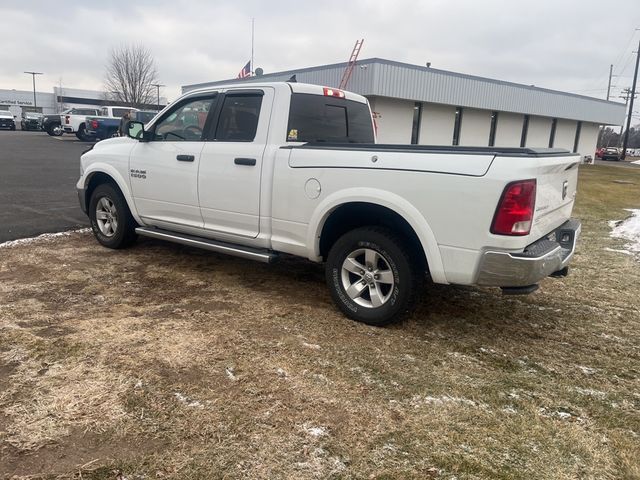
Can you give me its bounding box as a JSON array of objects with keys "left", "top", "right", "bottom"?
[
  {"left": 88, "top": 183, "right": 137, "bottom": 249},
  {"left": 325, "top": 227, "right": 423, "bottom": 326}
]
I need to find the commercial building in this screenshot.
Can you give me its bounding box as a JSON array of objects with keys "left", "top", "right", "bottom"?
[
  {"left": 0, "top": 86, "right": 166, "bottom": 118},
  {"left": 183, "top": 58, "right": 626, "bottom": 159}
]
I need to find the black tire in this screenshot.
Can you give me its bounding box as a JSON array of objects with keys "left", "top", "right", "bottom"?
[
  {"left": 325, "top": 226, "right": 424, "bottom": 326},
  {"left": 88, "top": 183, "right": 137, "bottom": 249},
  {"left": 49, "top": 124, "right": 63, "bottom": 136},
  {"left": 76, "top": 124, "right": 89, "bottom": 141}
]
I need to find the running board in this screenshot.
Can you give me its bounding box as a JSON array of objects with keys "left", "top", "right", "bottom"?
[{"left": 135, "top": 227, "right": 278, "bottom": 263}]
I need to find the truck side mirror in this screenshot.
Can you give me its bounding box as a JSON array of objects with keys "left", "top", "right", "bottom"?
[{"left": 127, "top": 121, "right": 145, "bottom": 140}]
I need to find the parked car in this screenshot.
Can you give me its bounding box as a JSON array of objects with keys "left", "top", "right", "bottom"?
[
  {"left": 0, "top": 110, "right": 16, "bottom": 130},
  {"left": 20, "top": 112, "right": 44, "bottom": 131},
  {"left": 77, "top": 82, "right": 581, "bottom": 326},
  {"left": 601, "top": 147, "right": 621, "bottom": 161},
  {"left": 84, "top": 108, "right": 149, "bottom": 141},
  {"left": 60, "top": 107, "right": 102, "bottom": 140},
  {"left": 42, "top": 110, "right": 69, "bottom": 136}
]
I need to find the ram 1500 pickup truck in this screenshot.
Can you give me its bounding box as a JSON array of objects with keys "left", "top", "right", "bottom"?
[{"left": 76, "top": 82, "right": 581, "bottom": 326}]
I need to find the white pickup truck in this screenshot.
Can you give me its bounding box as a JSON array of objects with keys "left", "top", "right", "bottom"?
[
  {"left": 76, "top": 82, "right": 581, "bottom": 325},
  {"left": 63, "top": 106, "right": 137, "bottom": 140}
]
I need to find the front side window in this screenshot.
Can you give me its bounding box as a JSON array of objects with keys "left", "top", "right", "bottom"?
[
  {"left": 153, "top": 96, "right": 216, "bottom": 141},
  {"left": 214, "top": 94, "right": 263, "bottom": 142}
]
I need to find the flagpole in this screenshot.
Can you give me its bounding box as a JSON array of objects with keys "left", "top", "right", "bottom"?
[{"left": 251, "top": 18, "right": 255, "bottom": 76}]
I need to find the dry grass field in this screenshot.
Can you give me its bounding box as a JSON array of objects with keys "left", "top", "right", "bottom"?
[{"left": 1, "top": 164, "right": 639, "bottom": 479}]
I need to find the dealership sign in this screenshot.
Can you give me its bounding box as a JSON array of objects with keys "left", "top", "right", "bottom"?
[{"left": 0, "top": 99, "right": 34, "bottom": 106}]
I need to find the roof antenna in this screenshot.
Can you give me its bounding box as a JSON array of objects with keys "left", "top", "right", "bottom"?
[{"left": 288, "top": 74, "right": 297, "bottom": 83}]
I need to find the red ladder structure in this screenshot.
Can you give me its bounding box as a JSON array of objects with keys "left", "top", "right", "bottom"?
[{"left": 339, "top": 39, "right": 364, "bottom": 90}]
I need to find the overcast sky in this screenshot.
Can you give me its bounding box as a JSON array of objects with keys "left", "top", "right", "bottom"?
[{"left": 1, "top": 0, "right": 639, "bottom": 103}]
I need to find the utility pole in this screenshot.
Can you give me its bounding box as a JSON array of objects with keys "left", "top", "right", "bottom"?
[
  {"left": 607, "top": 64, "right": 614, "bottom": 100},
  {"left": 621, "top": 40, "right": 640, "bottom": 161},
  {"left": 24, "top": 71, "right": 43, "bottom": 111},
  {"left": 618, "top": 87, "right": 637, "bottom": 142},
  {"left": 151, "top": 83, "right": 165, "bottom": 111}
]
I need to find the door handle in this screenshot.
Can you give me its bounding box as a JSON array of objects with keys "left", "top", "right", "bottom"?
[
  {"left": 176, "top": 154, "right": 195, "bottom": 162},
  {"left": 234, "top": 157, "right": 256, "bottom": 166}
]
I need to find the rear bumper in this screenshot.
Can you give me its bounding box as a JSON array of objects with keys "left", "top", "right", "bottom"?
[{"left": 476, "top": 218, "right": 581, "bottom": 287}]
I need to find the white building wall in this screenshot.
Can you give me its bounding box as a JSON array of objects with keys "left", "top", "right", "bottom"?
[
  {"left": 525, "top": 116, "right": 552, "bottom": 148},
  {"left": 369, "top": 97, "right": 413, "bottom": 144},
  {"left": 419, "top": 103, "right": 456, "bottom": 145},
  {"left": 459, "top": 108, "right": 492, "bottom": 146},
  {"left": 0, "top": 89, "right": 56, "bottom": 116},
  {"left": 554, "top": 119, "right": 577, "bottom": 151},
  {"left": 494, "top": 112, "right": 524, "bottom": 147},
  {"left": 577, "top": 122, "right": 599, "bottom": 158}
]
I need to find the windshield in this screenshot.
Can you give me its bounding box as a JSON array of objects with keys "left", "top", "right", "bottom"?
[{"left": 0, "top": 110, "right": 12, "bottom": 117}]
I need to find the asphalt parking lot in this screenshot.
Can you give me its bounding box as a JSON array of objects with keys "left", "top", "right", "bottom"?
[{"left": 0, "top": 130, "right": 90, "bottom": 242}]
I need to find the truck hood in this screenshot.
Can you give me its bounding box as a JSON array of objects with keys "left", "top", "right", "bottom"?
[{"left": 92, "top": 136, "right": 136, "bottom": 149}]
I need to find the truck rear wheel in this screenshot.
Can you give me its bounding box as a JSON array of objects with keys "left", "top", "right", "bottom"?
[
  {"left": 325, "top": 227, "right": 423, "bottom": 326},
  {"left": 88, "top": 183, "right": 137, "bottom": 249},
  {"left": 76, "top": 124, "right": 90, "bottom": 141}
]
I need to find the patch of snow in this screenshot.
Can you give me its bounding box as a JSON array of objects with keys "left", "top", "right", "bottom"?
[
  {"left": 573, "top": 387, "right": 606, "bottom": 399},
  {"left": 276, "top": 368, "right": 288, "bottom": 378},
  {"left": 0, "top": 228, "right": 91, "bottom": 249},
  {"left": 502, "top": 406, "right": 518, "bottom": 414},
  {"left": 225, "top": 367, "right": 237, "bottom": 381},
  {"left": 609, "top": 209, "right": 640, "bottom": 256},
  {"left": 578, "top": 365, "right": 597, "bottom": 375},
  {"left": 632, "top": 160, "right": 640, "bottom": 165},
  {"left": 604, "top": 247, "right": 634, "bottom": 256},
  {"left": 173, "top": 392, "right": 203, "bottom": 408},
  {"left": 302, "top": 342, "right": 321, "bottom": 350},
  {"left": 304, "top": 425, "right": 328, "bottom": 438},
  {"left": 411, "top": 394, "right": 484, "bottom": 408}
]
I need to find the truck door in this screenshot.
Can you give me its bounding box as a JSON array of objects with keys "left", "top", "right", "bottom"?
[
  {"left": 129, "top": 93, "right": 218, "bottom": 230},
  {"left": 198, "top": 88, "right": 273, "bottom": 238}
]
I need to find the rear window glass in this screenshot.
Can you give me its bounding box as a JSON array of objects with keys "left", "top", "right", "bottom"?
[
  {"left": 287, "top": 93, "right": 374, "bottom": 143},
  {"left": 113, "top": 108, "right": 130, "bottom": 117}
]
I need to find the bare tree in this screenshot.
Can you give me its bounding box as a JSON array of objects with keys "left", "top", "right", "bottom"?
[{"left": 104, "top": 44, "right": 158, "bottom": 108}]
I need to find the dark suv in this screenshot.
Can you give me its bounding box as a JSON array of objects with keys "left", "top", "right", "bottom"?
[{"left": 601, "top": 147, "right": 621, "bottom": 161}]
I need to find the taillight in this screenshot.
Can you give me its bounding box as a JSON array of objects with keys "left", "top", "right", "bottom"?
[
  {"left": 491, "top": 179, "right": 536, "bottom": 236},
  {"left": 323, "top": 87, "right": 345, "bottom": 98},
  {"left": 65, "top": 115, "right": 70, "bottom": 124},
  {"left": 91, "top": 120, "right": 98, "bottom": 129}
]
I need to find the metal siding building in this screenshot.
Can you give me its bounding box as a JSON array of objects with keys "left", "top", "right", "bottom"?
[{"left": 183, "top": 58, "right": 626, "bottom": 157}]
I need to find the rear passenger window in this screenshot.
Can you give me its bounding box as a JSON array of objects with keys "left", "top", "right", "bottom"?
[
  {"left": 214, "top": 94, "right": 263, "bottom": 142},
  {"left": 287, "top": 93, "right": 374, "bottom": 143}
]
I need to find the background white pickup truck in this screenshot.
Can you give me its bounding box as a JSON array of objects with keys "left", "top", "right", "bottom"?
[
  {"left": 77, "top": 82, "right": 581, "bottom": 325},
  {"left": 63, "top": 106, "right": 137, "bottom": 140}
]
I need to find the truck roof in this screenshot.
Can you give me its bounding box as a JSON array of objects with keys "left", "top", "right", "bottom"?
[{"left": 185, "top": 81, "right": 369, "bottom": 105}]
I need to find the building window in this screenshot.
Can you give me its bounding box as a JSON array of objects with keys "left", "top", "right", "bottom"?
[
  {"left": 549, "top": 118, "right": 557, "bottom": 147},
  {"left": 573, "top": 121, "right": 582, "bottom": 153},
  {"left": 520, "top": 115, "right": 530, "bottom": 148},
  {"left": 411, "top": 102, "right": 422, "bottom": 145},
  {"left": 488, "top": 111, "right": 498, "bottom": 146},
  {"left": 452, "top": 107, "right": 463, "bottom": 146}
]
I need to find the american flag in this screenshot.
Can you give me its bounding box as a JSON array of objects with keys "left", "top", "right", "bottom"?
[{"left": 237, "top": 61, "right": 251, "bottom": 79}]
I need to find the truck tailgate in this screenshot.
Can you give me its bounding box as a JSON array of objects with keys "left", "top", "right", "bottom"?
[{"left": 490, "top": 153, "right": 580, "bottom": 240}]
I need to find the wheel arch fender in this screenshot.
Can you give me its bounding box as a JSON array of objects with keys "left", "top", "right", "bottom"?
[
  {"left": 307, "top": 187, "right": 447, "bottom": 284},
  {"left": 82, "top": 164, "right": 141, "bottom": 224}
]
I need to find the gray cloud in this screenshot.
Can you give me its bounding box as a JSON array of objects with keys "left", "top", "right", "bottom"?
[{"left": 1, "top": 0, "right": 639, "bottom": 102}]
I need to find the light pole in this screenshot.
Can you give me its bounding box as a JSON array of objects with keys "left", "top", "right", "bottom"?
[
  {"left": 24, "top": 71, "right": 43, "bottom": 111},
  {"left": 151, "top": 83, "right": 165, "bottom": 111}
]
